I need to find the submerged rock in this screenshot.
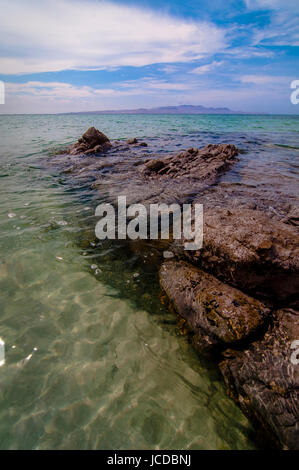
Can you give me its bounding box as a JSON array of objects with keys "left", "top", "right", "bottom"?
[
  {"left": 160, "top": 260, "right": 271, "bottom": 354},
  {"left": 51, "top": 142, "right": 239, "bottom": 207},
  {"left": 67, "top": 127, "right": 111, "bottom": 155},
  {"left": 88, "top": 143, "right": 240, "bottom": 207},
  {"left": 220, "top": 308, "right": 299, "bottom": 449},
  {"left": 126, "top": 138, "right": 148, "bottom": 147},
  {"left": 174, "top": 207, "right": 299, "bottom": 302}
]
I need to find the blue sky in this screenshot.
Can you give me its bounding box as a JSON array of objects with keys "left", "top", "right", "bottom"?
[{"left": 0, "top": 0, "right": 298, "bottom": 113}]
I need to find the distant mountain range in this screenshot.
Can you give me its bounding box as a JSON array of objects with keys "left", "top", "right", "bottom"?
[{"left": 67, "top": 105, "right": 246, "bottom": 115}]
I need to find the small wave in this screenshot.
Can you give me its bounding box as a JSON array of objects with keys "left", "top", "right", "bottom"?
[{"left": 273, "top": 143, "right": 299, "bottom": 150}]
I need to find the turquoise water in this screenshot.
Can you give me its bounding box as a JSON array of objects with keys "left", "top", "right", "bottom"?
[{"left": 0, "top": 113, "right": 298, "bottom": 450}]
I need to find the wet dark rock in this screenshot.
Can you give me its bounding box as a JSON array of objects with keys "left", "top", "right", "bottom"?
[
  {"left": 126, "top": 138, "right": 148, "bottom": 147},
  {"left": 89, "top": 143, "right": 239, "bottom": 206},
  {"left": 67, "top": 127, "right": 111, "bottom": 155},
  {"left": 160, "top": 260, "right": 271, "bottom": 354},
  {"left": 50, "top": 142, "right": 239, "bottom": 207},
  {"left": 142, "top": 144, "right": 238, "bottom": 181},
  {"left": 220, "top": 308, "right": 299, "bottom": 450},
  {"left": 173, "top": 207, "right": 299, "bottom": 302},
  {"left": 145, "top": 159, "right": 165, "bottom": 172}
]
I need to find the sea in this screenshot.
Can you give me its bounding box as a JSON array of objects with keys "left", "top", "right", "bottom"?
[{"left": 0, "top": 113, "right": 298, "bottom": 449}]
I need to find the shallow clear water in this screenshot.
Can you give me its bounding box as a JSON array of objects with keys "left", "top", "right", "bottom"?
[{"left": 0, "top": 113, "right": 298, "bottom": 450}]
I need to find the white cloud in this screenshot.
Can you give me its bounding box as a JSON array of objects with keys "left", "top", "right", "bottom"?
[
  {"left": 2, "top": 80, "right": 144, "bottom": 112},
  {"left": 158, "top": 65, "right": 180, "bottom": 74},
  {"left": 1, "top": 77, "right": 196, "bottom": 113},
  {"left": 225, "top": 47, "right": 274, "bottom": 58},
  {"left": 6, "top": 81, "right": 115, "bottom": 100},
  {"left": 245, "top": 0, "right": 299, "bottom": 13},
  {"left": 5, "top": 74, "right": 291, "bottom": 113},
  {"left": 119, "top": 78, "right": 191, "bottom": 91},
  {"left": 190, "top": 61, "right": 223, "bottom": 74},
  {"left": 240, "top": 75, "right": 291, "bottom": 85},
  {"left": 2, "top": 77, "right": 296, "bottom": 114},
  {"left": 4, "top": 77, "right": 191, "bottom": 108},
  {"left": 245, "top": 0, "right": 299, "bottom": 46},
  {"left": 252, "top": 17, "right": 299, "bottom": 46},
  {"left": 0, "top": 0, "right": 227, "bottom": 74}
]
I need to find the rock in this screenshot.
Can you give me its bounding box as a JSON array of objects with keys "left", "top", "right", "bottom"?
[
  {"left": 126, "top": 138, "right": 147, "bottom": 147},
  {"left": 159, "top": 260, "right": 271, "bottom": 354},
  {"left": 83, "top": 144, "right": 108, "bottom": 155},
  {"left": 67, "top": 127, "right": 111, "bottom": 155},
  {"left": 127, "top": 138, "right": 138, "bottom": 145},
  {"left": 220, "top": 308, "right": 299, "bottom": 449},
  {"left": 53, "top": 143, "right": 239, "bottom": 207},
  {"left": 145, "top": 159, "right": 165, "bottom": 172},
  {"left": 283, "top": 205, "right": 299, "bottom": 226},
  {"left": 142, "top": 144, "right": 238, "bottom": 180},
  {"left": 99, "top": 143, "right": 238, "bottom": 206},
  {"left": 174, "top": 207, "right": 299, "bottom": 302},
  {"left": 81, "top": 127, "right": 110, "bottom": 147}
]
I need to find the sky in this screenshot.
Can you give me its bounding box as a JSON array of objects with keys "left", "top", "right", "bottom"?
[{"left": 0, "top": 0, "right": 298, "bottom": 114}]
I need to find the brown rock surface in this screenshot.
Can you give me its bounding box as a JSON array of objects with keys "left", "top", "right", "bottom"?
[
  {"left": 52, "top": 142, "right": 239, "bottom": 207},
  {"left": 142, "top": 144, "right": 238, "bottom": 181},
  {"left": 159, "top": 260, "right": 271, "bottom": 354},
  {"left": 126, "top": 138, "right": 148, "bottom": 147},
  {"left": 174, "top": 207, "right": 299, "bottom": 302},
  {"left": 220, "top": 308, "right": 299, "bottom": 449},
  {"left": 67, "top": 127, "right": 111, "bottom": 155}
]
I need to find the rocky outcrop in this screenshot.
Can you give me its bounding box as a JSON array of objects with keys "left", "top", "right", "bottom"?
[
  {"left": 52, "top": 139, "right": 240, "bottom": 207},
  {"left": 126, "top": 138, "right": 148, "bottom": 147},
  {"left": 50, "top": 128, "right": 299, "bottom": 449},
  {"left": 142, "top": 144, "right": 238, "bottom": 182},
  {"left": 161, "top": 207, "right": 299, "bottom": 448},
  {"left": 160, "top": 260, "right": 271, "bottom": 354},
  {"left": 100, "top": 143, "right": 239, "bottom": 206},
  {"left": 67, "top": 127, "right": 111, "bottom": 155},
  {"left": 173, "top": 207, "right": 299, "bottom": 302},
  {"left": 220, "top": 308, "right": 299, "bottom": 449}
]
